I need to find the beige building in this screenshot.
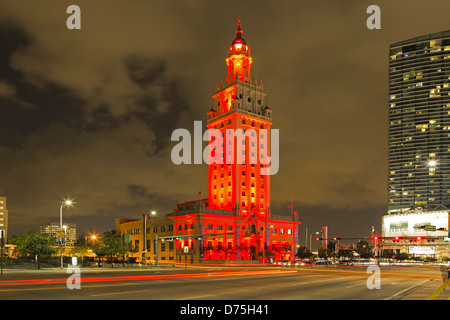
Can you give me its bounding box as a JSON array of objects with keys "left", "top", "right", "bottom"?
[
  {"left": 115, "top": 216, "right": 175, "bottom": 263},
  {"left": 0, "top": 196, "right": 8, "bottom": 242}
]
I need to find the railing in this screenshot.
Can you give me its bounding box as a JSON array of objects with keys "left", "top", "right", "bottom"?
[
  {"left": 172, "top": 207, "right": 235, "bottom": 217},
  {"left": 172, "top": 207, "right": 296, "bottom": 223}
]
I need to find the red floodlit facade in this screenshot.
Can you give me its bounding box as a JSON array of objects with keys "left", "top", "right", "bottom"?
[{"left": 167, "top": 19, "right": 301, "bottom": 263}]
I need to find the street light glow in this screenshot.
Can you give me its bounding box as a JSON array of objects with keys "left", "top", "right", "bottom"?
[{"left": 88, "top": 232, "right": 98, "bottom": 240}]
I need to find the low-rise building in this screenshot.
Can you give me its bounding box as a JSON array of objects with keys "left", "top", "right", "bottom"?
[{"left": 115, "top": 216, "right": 175, "bottom": 263}]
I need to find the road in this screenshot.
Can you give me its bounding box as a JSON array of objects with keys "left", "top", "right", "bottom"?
[{"left": 0, "top": 264, "right": 448, "bottom": 301}]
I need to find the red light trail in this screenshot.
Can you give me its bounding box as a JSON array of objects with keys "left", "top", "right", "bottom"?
[{"left": 0, "top": 269, "right": 297, "bottom": 287}]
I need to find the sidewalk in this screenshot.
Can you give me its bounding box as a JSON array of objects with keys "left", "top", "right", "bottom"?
[{"left": 403, "top": 278, "right": 450, "bottom": 300}]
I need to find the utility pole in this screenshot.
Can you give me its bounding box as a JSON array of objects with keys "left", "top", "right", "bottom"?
[
  {"left": 143, "top": 213, "right": 147, "bottom": 267},
  {"left": 305, "top": 227, "right": 308, "bottom": 254},
  {"left": 155, "top": 235, "right": 159, "bottom": 266},
  {"left": 0, "top": 229, "right": 4, "bottom": 276}
]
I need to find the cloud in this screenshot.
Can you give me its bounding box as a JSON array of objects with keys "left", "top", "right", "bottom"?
[{"left": 0, "top": 80, "right": 16, "bottom": 97}]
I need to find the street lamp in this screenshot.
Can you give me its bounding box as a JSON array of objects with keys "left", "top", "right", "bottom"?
[
  {"left": 143, "top": 210, "right": 157, "bottom": 267},
  {"left": 309, "top": 232, "right": 319, "bottom": 252},
  {"left": 60, "top": 200, "right": 72, "bottom": 269}
]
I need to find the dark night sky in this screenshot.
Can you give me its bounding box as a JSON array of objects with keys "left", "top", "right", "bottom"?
[{"left": 1, "top": 1, "right": 450, "bottom": 249}]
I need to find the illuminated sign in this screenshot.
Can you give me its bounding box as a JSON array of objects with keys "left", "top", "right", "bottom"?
[
  {"left": 408, "top": 246, "right": 435, "bottom": 255},
  {"left": 383, "top": 211, "right": 449, "bottom": 237}
]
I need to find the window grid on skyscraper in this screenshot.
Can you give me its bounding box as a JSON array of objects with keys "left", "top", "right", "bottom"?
[{"left": 388, "top": 31, "right": 450, "bottom": 212}]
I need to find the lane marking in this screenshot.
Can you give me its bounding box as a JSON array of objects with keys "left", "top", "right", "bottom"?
[
  {"left": 175, "top": 294, "right": 215, "bottom": 300},
  {"left": 426, "top": 279, "right": 450, "bottom": 300},
  {"left": 91, "top": 289, "right": 152, "bottom": 297},
  {"left": 385, "top": 279, "right": 429, "bottom": 300}
]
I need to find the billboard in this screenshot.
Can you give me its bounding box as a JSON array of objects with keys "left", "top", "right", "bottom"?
[
  {"left": 408, "top": 246, "right": 435, "bottom": 255},
  {"left": 383, "top": 210, "right": 449, "bottom": 237}
]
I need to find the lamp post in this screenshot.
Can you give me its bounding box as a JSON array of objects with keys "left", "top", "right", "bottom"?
[
  {"left": 143, "top": 210, "right": 157, "bottom": 267},
  {"left": 63, "top": 225, "right": 67, "bottom": 261},
  {"left": 309, "top": 232, "right": 319, "bottom": 252},
  {"left": 60, "top": 200, "right": 72, "bottom": 269}
]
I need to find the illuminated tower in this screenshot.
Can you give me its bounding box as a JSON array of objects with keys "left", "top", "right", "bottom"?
[
  {"left": 165, "top": 19, "right": 299, "bottom": 263},
  {"left": 207, "top": 18, "right": 273, "bottom": 217}
]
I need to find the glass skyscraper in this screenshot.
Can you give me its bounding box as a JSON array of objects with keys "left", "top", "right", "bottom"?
[{"left": 388, "top": 30, "right": 450, "bottom": 214}]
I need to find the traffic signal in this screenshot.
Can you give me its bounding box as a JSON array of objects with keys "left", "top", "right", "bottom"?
[
  {"left": 373, "top": 236, "right": 379, "bottom": 241},
  {"left": 316, "top": 237, "right": 323, "bottom": 241},
  {"left": 393, "top": 236, "right": 401, "bottom": 242},
  {"left": 333, "top": 237, "right": 341, "bottom": 240},
  {"left": 415, "top": 236, "right": 422, "bottom": 241}
]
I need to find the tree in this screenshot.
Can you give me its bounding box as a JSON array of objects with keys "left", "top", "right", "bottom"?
[
  {"left": 94, "top": 230, "right": 128, "bottom": 268},
  {"left": 337, "top": 249, "right": 354, "bottom": 259},
  {"left": 22, "top": 231, "right": 56, "bottom": 269},
  {"left": 295, "top": 246, "right": 312, "bottom": 259},
  {"left": 392, "top": 253, "right": 408, "bottom": 261},
  {"left": 382, "top": 250, "right": 395, "bottom": 259},
  {"left": 69, "top": 234, "right": 90, "bottom": 263},
  {"left": 356, "top": 241, "right": 373, "bottom": 259},
  {"left": 6, "top": 235, "right": 28, "bottom": 257},
  {"left": 318, "top": 247, "right": 331, "bottom": 259}
]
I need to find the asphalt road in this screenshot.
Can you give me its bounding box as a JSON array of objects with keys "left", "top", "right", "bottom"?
[{"left": 0, "top": 264, "right": 446, "bottom": 301}]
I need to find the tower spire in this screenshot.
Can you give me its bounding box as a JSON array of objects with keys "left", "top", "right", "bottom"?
[{"left": 236, "top": 17, "right": 243, "bottom": 40}]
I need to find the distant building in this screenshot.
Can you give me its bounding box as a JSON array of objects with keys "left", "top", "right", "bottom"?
[
  {"left": 40, "top": 222, "right": 77, "bottom": 246},
  {"left": 0, "top": 196, "right": 8, "bottom": 242}
]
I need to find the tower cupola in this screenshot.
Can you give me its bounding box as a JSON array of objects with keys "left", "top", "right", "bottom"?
[{"left": 226, "top": 17, "right": 252, "bottom": 83}]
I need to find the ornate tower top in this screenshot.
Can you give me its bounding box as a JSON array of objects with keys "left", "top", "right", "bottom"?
[
  {"left": 232, "top": 17, "right": 246, "bottom": 45},
  {"left": 226, "top": 17, "right": 252, "bottom": 84}
]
